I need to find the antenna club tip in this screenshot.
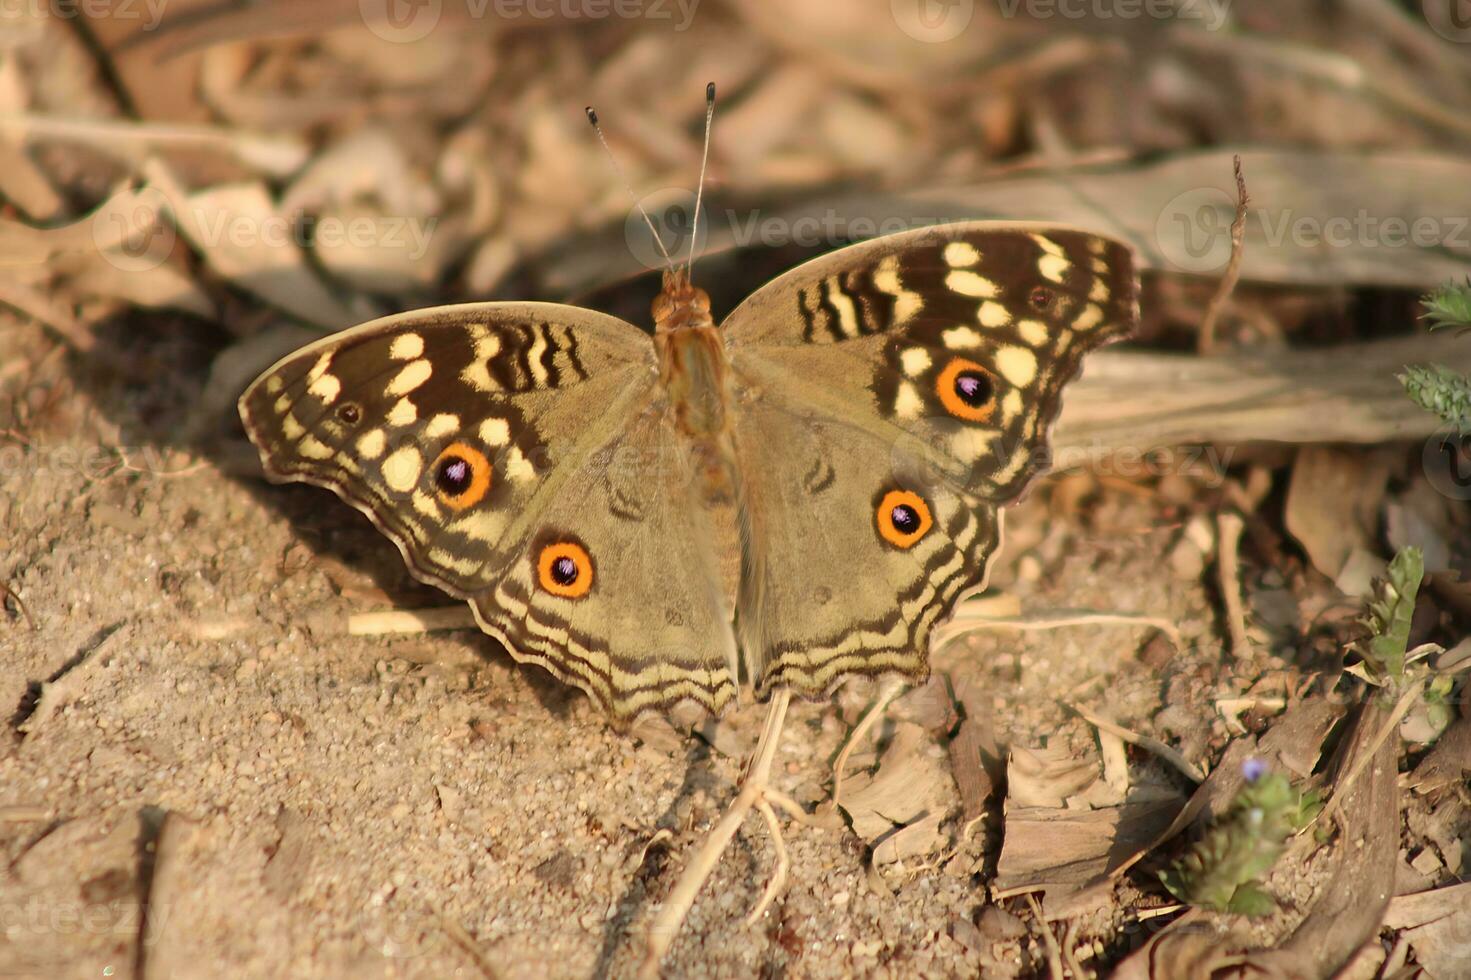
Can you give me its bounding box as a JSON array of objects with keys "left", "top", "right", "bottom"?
[
  {"left": 705, "top": 81, "right": 715, "bottom": 100},
  {"left": 585, "top": 106, "right": 598, "bottom": 124}
]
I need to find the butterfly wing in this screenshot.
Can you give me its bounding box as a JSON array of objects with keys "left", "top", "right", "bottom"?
[
  {"left": 722, "top": 223, "right": 1139, "bottom": 696},
  {"left": 240, "top": 303, "right": 737, "bottom": 721}
]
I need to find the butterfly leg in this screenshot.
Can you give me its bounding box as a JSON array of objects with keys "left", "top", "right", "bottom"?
[
  {"left": 820, "top": 677, "right": 907, "bottom": 819},
  {"left": 641, "top": 688, "right": 793, "bottom": 977}
]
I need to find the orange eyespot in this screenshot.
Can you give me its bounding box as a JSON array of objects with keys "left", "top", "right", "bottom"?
[
  {"left": 537, "top": 541, "right": 594, "bottom": 598},
  {"left": 936, "top": 358, "right": 997, "bottom": 422},
  {"left": 875, "top": 489, "right": 933, "bottom": 549},
  {"left": 431, "top": 442, "right": 492, "bottom": 510}
]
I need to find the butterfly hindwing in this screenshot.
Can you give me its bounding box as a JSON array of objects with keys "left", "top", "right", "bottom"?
[
  {"left": 722, "top": 223, "right": 1139, "bottom": 697},
  {"left": 239, "top": 302, "right": 736, "bottom": 721},
  {"left": 732, "top": 397, "right": 997, "bottom": 698}
]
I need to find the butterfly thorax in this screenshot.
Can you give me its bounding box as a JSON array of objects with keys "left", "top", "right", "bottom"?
[{"left": 653, "top": 269, "right": 727, "bottom": 441}]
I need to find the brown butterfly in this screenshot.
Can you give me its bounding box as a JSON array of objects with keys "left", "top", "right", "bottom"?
[{"left": 240, "top": 95, "right": 1138, "bottom": 725}]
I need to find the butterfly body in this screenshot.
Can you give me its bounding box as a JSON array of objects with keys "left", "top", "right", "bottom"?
[{"left": 241, "top": 223, "right": 1139, "bottom": 723}]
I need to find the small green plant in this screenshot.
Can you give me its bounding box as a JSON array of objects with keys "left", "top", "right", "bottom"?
[
  {"left": 1159, "top": 759, "right": 1322, "bottom": 917},
  {"left": 1400, "top": 279, "right": 1471, "bottom": 434},
  {"left": 1419, "top": 278, "right": 1471, "bottom": 333},
  {"left": 1346, "top": 546, "right": 1424, "bottom": 686}
]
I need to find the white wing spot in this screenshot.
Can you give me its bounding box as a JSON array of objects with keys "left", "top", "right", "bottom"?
[
  {"left": 281, "top": 413, "right": 304, "bottom": 441},
  {"left": 942, "top": 325, "right": 983, "bottom": 349},
  {"left": 382, "top": 446, "right": 423, "bottom": 493},
  {"left": 1017, "top": 318, "right": 1050, "bottom": 347},
  {"left": 949, "top": 427, "right": 995, "bottom": 463},
  {"left": 1038, "top": 253, "right": 1070, "bottom": 284},
  {"left": 357, "top": 428, "right": 387, "bottom": 459},
  {"left": 1072, "top": 302, "right": 1104, "bottom": 331},
  {"left": 390, "top": 333, "right": 425, "bottom": 360},
  {"left": 479, "top": 417, "right": 510, "bottom": 446},
  {"left": 307, "top": 352, "right": 333, "bottom": 383},
  {"left": 528, "top": 327, "right": 550, "bottom": 383},
  {"left": 874, "top": 254, "right": 923, "bottom": 325},
  {"left": 946, "top": 270, "right": 999, "bottom": 298},
  {"left": 265, "top": 376, "right": 283, "bottom": 394},
  {"left": 425, "top": 413, "right": 460, "bottom": 438},
  {"left": 944, "top": 241, "right": 980, "bottom": 268},
  {"left": 1089, "top": 276, "right": 1111, "bottom": 302},
  {"left": 388, "top": 398, "right": 417, "bottom": 426},
  {"left": 1000, "top": 389, "right": 1024, "bottom": 425},
  {"left": 894, "top": 382, "right": 924, "bottom": 419},
  {"left": 411, "top": 490, "right": 441, "bottom": 519},
  {"left": 505, "top": 447, "right": 536, "bottom": 482},
  {"left": 826, "top": 279, "right": 860, "bottom": 337},
  {"left": 1031, "top": 234, "right": 1064, "bottom": 255},
  {"left": 387, "top": 359, "right": 432, "bottom": 396},
  {"left": 978, "top": 300, "right": 1012, "bottom": 328},
  {"left": 899, "top": 347, "right": 931, "bottom": 377},
  {"left": 307, "top": 373, "right": 341, "bottom": 404},
  {"left": 994, "top": 345, "right": 1038, "bottom": 386},
  {"left": 298, "top": 435, "right": 334, "bottom": 460}
]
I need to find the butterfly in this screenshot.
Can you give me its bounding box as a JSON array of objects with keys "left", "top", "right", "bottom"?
[{"left": 239, "top": 216, "right": 1138, "bottom": 724}]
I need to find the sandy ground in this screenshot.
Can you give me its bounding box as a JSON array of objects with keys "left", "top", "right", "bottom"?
[{"left": 0, "top": 312, "right": 1229, "bottom": 979}]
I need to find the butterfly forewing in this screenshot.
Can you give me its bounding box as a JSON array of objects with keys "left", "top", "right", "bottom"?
[{"left": 722, "top": 223, "right": 1139, "bottom": 502}]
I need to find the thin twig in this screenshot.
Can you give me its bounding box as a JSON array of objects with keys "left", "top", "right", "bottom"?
[
  {"left": 1065, "top": 702, "right": 1205, "bottom": 784},
  {"left": 348, "top": 606, "right": 477, "bottom": 635},
  {"left": 641, "top": 689, "right": 793, "bottom": 977},
  {"left": 818, "top": 677, "right": 905, "bottom": 819},
  {"left": 1216, "top": 511, "right": 1255, "bottom": 660},
  {"left": 1026, "top": 894, "right": 1066, "bottom": 980},
  {"left": 1199, "top": 155, "right": 1248, "bottom": 353},
  {"left": 933, "top": 607, "right": 1183, "bottom": 650},
  {"left": 744, "top": 799, "right": 788, "bottom": 925},
  {"left": 1, "top": 581, "right": 36, "bottom": 630}
]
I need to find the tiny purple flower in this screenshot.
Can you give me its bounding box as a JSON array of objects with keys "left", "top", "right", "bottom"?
[{"left": 1242, "top": 757, "right": 1268, "bottom": 783}]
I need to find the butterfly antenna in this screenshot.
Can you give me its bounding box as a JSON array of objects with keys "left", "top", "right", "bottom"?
[
  {"left": 687, "top": 81, "right": 716, "bottom": 275},
  {"left": 585, "top": 104, "right": 675, "bottom": 271}
]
